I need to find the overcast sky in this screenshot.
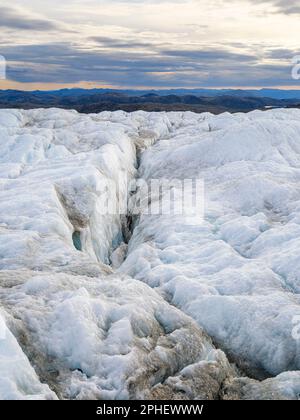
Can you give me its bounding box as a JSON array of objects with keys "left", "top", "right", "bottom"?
[{"left": 0, "top": 0, "right": 299, "bottom": 90}]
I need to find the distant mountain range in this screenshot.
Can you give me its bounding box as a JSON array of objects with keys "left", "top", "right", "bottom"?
[
  {"left": 28, "top": 88, "right": 300, "bottom": 100},
  {"left": 0, "top": 88, "right": 300, "bottom": 114}
]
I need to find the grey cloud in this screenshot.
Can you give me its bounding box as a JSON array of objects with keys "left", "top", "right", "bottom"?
[
  {"left": 1, "top": 41, "right": 295, "bottom": 88},
  {"left": 161, "top": 49, "right": 257, "bottom": 63},
  {"left": 0, "top": 6, "right": 59, "bottom": 31},
  {"left": 90, "top": 36, "right": 154, "bottom": 49},
  {"left": 265, "top": 48, "right": 298, "bottom": 59},
  {"left": 249, "top": 0, "right": 300, "bottom": 14}
]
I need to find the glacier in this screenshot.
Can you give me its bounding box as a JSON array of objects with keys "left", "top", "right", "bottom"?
[{"left": 1, "top": 107, "right": 300, "bottom": 400}]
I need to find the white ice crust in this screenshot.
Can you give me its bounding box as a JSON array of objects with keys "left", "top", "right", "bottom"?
[{"left": 1, "top": 108, "right": 300, "bottom": 399}]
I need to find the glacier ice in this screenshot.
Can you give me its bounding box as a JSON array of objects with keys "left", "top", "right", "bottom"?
[
  {"left": 122, "top": 108, "right": 300, "bottom": 378},
  {"left": 1, "top": 108, "right": 300, "bottom": 399},
  {"left": 0, "top": 311, "right": 56, "bottom": 400}
]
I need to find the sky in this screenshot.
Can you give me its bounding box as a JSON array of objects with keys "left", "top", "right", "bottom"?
[{"left": 0, "top": 0, "right": 299, "bottom": 90}]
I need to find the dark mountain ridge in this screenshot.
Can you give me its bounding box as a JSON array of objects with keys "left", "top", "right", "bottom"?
[{"left": 0, "top": 89, "right": 299, "bottom": 114}]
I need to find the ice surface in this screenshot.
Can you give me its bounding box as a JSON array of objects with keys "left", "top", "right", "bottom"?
[
  {"left": 1, "top": 108, "right": 300, "bottom": 399},
  {"left": 121, "top": 109, "right": 300, "bottom": 380},
  {"left": 1, "top": 269, "right": 225, "bottom": 399},
  {"left": 0, "top": 311, "right": 57, "bottom": 400}
]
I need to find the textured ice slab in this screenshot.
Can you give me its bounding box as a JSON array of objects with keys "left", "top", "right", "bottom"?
[
  {"left": 0, "top": 109, "right": 233, "bottom": 399},
  {"left": 1, "top": 269, "right": 229, "bottom": 400},
  {"left": 0, "top": 108, "right": 138, "bottom": 271},
  {"left": 1, "top": 108, "right": 300, "bottom": 400},
  {"left": 0, "top": 312, "right": 57, "bottom": 400},
  {"left": 121, "top": 109, "right": 300, "bottom": 379}
]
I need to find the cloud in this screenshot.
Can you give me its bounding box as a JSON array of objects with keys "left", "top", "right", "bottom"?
[
  {"left": 265, "top": 48, "right": 299, "bottom": 59},
  {"left": 0, "top": 1, "right": 298, "bottom": 88},
  {"left": 0, "top": 42, "right": 294, "bottom": 88},
  {"left": 0, "top": 6, "right": 59, "bottom": 31},
  {"left": 249, "top": 0, "right": 300, "bottom": 14},
  {"left": 161, "top": 49, "right": 257, "bottom": 63},
  {"left": 90, "top": 36, "right": 154, "bottom": 49}
]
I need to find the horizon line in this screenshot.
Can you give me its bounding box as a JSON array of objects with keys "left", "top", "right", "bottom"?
[
  {"left": 1, "top": 86, "right": 300, "bottom": 93},
  {"left": 1, "top": 80, "right": 300, "bottom": 92}
]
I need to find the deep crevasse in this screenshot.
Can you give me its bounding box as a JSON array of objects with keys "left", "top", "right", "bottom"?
[{"left": 1, "top": 108, "right": 300, "bottom": 400}]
